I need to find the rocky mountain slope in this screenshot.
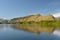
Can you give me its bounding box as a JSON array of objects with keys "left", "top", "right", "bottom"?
[
  {"left": 55, "top": 17, "right": 60, "bottom": 20},
  {"left": 11, "top": 14, "right": 55, "bottom": 22},
  {"left": 0, "top": 18, "right": 8, "bottom": 23}
]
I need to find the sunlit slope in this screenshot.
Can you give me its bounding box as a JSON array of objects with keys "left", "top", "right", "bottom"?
[{"left": 11, "top": 14, "right": 55, "bottom": 22}]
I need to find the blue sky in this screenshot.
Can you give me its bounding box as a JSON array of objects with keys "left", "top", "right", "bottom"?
[{"left": 0, "top": 0, "right": 60, "bottom": 19}]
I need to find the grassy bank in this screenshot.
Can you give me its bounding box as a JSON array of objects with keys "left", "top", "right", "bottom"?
[{"left": 0, "top": 20, "right": 60, "bottom": 28}]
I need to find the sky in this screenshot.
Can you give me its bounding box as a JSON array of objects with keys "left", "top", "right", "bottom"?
[{"left": 0, "top": 0, "right": 60, "bottom": 19}]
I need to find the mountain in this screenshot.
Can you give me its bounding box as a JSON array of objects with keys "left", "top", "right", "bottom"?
[
  {"left": 0, "top": 18, "right": 8, "bottom": 23},
  {"left": 55, "top": 17, "right": 60, "bottom": 20},
  {"left": 10, "top": 14, "right": 55, "bottom": 22}
]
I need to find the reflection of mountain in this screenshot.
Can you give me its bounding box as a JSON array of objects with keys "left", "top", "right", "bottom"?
[
  {"left": 0, "top": 24, "right": 8, "bottom": 29},
  {"left": 0, "top": 25, "right": 4, "bottom": 29},
  {"left": 11, "top": 24, "right": 55, "bottom": 34}
]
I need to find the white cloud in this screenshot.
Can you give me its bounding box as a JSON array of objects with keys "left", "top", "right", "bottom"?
[
  {"left": 53, "top": 12, "right": 60, "bottom": 17},
  {"left": 3, "top": 18, "right": 7, "bottom": 19}
]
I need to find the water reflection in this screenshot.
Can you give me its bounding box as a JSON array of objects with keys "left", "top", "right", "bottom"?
[
  {"left": 0, "top": 24, "right": 60, "bottom": 40},
  {"left": 11, "top": 24, "right": 55, "bottom": 34},
  {"left": 53, "top": 29, "right": 60, "bottom": 36}
]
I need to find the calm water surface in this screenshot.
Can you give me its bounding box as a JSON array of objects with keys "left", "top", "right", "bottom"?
[{"left": 0, "top": 24, "right": 60, "bottom": 40}]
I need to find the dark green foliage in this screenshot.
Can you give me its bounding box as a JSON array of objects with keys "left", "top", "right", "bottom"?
[
  {"left": 0, "top": 22, "right": 2, "bottom": 24},
  {"left": 36, "top": 20, "right": 54, "bottom": 27},
  {"left": 0, "top": 20, "right": 60, "bottom": 28},
  {"left": 35, "top": 13, "right": 41, "bottom": 16}
]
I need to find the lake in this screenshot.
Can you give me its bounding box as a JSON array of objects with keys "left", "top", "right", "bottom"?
[{"left": 0, "top": 24, "right": 60, "bottom": 40}]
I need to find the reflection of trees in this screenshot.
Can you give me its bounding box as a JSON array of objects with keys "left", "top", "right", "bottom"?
[{"left": 11, "top": 24, "right": 55, "bottom": 34}]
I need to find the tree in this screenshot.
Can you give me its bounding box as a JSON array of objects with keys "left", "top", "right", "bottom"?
[
  {"left": 47, "top": 14, "right": 55, "bottom": 19},
  {"left": 35, "top": 13, "right": 41, "bottom": 16}
]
